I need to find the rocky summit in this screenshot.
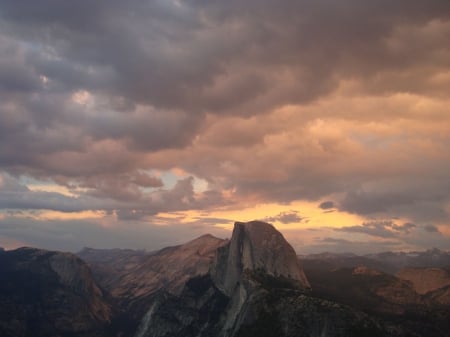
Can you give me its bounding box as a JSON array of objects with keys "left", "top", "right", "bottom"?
[
  {"left": 212, "top": 221, "right": 310, "bottom": 295},
  {"left": 1, "top": 221, "right": 449, "bottom": 337}
]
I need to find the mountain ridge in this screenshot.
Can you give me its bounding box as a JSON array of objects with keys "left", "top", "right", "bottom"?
[{"left": 1, "top": 221, "right": 449, "bottom": 337}]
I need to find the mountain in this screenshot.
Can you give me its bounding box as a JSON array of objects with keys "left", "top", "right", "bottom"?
[
  {"left": 306, "top": 265, "right": 421, "bottom": 314},
  {"left": 303, "top": 259, "right": 450, "bottom": 336},
  {"left": 367, "top": 249, "right": 450, "bottom": 273},
  {"left": 2, "top": 221, "right": 449, "bottom": 337},
  {"left": 77, "top": 247, "right": 148, "bottom": 293},
  {"left": 396, "top": 267, "right": 450, "bottom": 295},
  {"left": 301, "top": 252, "right": 393, "bottom": 274},
  {"left": 212, "top": 221, "right": 310, "bottom": 295},
  {"left": 133, "top": 221, "right": 396, "bottom": 337},
  {"left": 302, "top": 249, "right": 450, "bottom": 274},
  {"left": 78, "top": 234, "right": 229, "bottom": 335},
  {"left": 426, "top": 284, "right": 450, "bottom": 306},
  {"left": 0, "top": 247, "right": 111, "bottom": 337},
  {"left": 209, "top": 221, "right": 310, "bottom": 336},
  {"left": 396, "top": 266, "right": 450, "bottom": 311},
  {"left": 79, "top": 234, "right": 228, "bottom": 300}
]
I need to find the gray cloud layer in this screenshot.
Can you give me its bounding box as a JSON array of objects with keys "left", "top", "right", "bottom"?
[{"left": 0, "top": 0, "right": 449, "bottom": 251}]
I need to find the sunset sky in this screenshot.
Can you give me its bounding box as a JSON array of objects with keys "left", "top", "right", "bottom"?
[{"left": 0, "top": 0, "right": 449, "bottom": 254}]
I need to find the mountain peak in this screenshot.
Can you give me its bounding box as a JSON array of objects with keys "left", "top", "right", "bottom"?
[
  {"left": 182, "top": 233, "right": 227, "bottom": 251},
  {"left": 212, "top": 221, "right": 310, "bottom": 295}
]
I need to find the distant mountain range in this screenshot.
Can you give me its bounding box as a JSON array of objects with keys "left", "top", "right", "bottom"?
[
  {"left": 1, "top": 221, "right": 449, "bottom": 337},
  {"left": 300, "top": 248, "right": 450, "bottom": 274}
]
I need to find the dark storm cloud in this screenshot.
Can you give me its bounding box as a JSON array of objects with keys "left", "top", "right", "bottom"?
[
  {"left": 319, "top": 201, "right": 335, "bottom": 210},
  {"left": 0, "top": 0, "right": 448, "bottom": 170},
  {"left": 1, "top": 0, "right": 449, "bottom": 113},
  {"left": 0, "top": 0, "right": 223, "bottom": 109},
  {"left": 423, "top": 224, "right": 441, "bottom": 234}
]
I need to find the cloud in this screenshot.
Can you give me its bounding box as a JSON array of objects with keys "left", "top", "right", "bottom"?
[
  {"left": 0, "top": 0, "right": 449, "bottom": 251},
  {"left": 319, "top": 201, "right": 335, "bottom": 210},
  {"left": 263, "top": 211, "right": 308, "bottom": 224},
  {"left": 0, "top": 0, "right": 449, "bottom": 114},
  {"left": 336, "top": 220, "right": 417, "bottom": 238},
  {"left": 423, "top": 224, "right": 441, "bottom": 234},
  {"left": 337, "top": 177, "right": 450, "bottom": 223},
  {"left": 0, "top": 173, "right": 226, "bottom": 217}
]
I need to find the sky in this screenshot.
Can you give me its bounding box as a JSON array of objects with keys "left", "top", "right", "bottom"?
[{"left": 0, "top": 0, "right": 449, "bottom": 254}]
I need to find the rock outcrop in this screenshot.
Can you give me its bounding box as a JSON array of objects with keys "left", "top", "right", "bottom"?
[
  {"left": 212, "top": 221, "right": 310, "bottom": 295},
  {"left": 207, "top": 221, "right": 310, "bottom": 336}
]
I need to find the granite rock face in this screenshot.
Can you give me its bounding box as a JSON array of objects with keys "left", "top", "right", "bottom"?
[
  {"left": 134, "top": 276, "right": 396, "bottom": 337},
  {"left": 206, "top": 221, "right": 311, "bottom": 336},
  {"left": 0, "top": 247, "right": 111, "bottom": 337},
  {"left": 212, "top": 221, "right": 310, "bottom": 296}
]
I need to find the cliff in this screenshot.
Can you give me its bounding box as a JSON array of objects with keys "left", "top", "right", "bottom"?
[{"left": 0, "top": 247, "right": 111, "bottom": 337}]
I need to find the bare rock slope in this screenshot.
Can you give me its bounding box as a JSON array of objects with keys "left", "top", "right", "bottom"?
[
  {"left": 80, "top": 234, "right": 228, "bottom": 301},
  {"left": 396, "top": 267, "right": 450, "bottom": 295},
  {"left": 0, "top": 247, "right": 111, "bottom": 337}
]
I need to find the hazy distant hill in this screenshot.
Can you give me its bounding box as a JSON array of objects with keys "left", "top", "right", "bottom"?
[
  {"left": 301, "top": 249, "right": 450, "bottom": 274},
  {"left": 302, "top": 251, "right": 450, "bottom": 337}
]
